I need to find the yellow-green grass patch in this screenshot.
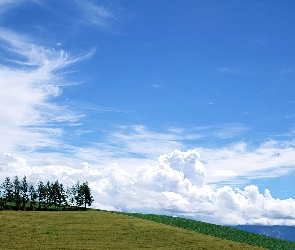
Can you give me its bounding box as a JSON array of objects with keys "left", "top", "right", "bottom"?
[{"left": 0, "top": 210, "right": 265, "bottom": 249}]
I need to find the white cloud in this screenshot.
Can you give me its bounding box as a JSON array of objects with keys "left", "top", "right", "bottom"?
[
  {"left": 0, "top": 27, "right": 92, "bottom": 153},
  {"left": 152, "top": 84, "right": 161, "bottom": 89},
  {"left": 1, "top": 150, "right": 295, "bottom": 226},
  {"left": 197, "top": 141, "right": 295, "bottom": 184},
  {"left": 108, "top": 125, "right": 183, "bottom": 158},
  {"left": 280, "top": 68, "right": 293, "bottom": 74},
  {"left": 71, "top": 0, "right": 117, "bottom": 29},
  {"left": 0, "top": 0, "right": 28, "bottom": 14},
  {"left": 60, "top": 124, "right": 295, "bottom": 185},
  {"left": 216, "top": 67, "right": 244, "bottom": 75},
  {"left": 210, "top": 123, "right": 249, "bottom": 139}
]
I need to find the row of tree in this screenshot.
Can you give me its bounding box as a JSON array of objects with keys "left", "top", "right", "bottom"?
[{"left": 0, "top": 176, "right": 94, "bottom": 211}]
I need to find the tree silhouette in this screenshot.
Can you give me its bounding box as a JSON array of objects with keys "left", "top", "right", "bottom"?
[
  {"left": 20, "top": 176, "right": 29, "bottom": 209},
  {"left": 1, "top": 177, "right": 13, "bottom": 208},
  {"left": 0, "top": 176, "right": 94, "bottom": 211},
  {"left": 13, "top": 176, "right": 21, "bottom": 210},
  {"left": 29, "top": 184, "right": 37, "bottom": 210},
  {"left": 37, "top": 181, "right": 46, "bottom": 209},
  {"left": 78, "top": 182, "right": 94, "bottom": 209}
]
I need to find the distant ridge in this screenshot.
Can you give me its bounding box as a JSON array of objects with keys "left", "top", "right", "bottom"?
[{"left": 231, "top": 225, "right": 295, "bottom": 243}]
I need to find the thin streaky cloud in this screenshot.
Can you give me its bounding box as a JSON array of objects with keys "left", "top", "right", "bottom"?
[
  {"left": 0, "top": 27, "right": 93, "bottom": 70},
  {"left": 0, "top": 27, "right": 92, "bottom": 153},
  {"left": 280, "top": 68, "right": 293, "bottom": 74},
  {"left": 72, "top": 0, "right": 117, "bottom": 28},
  {"left": 70, "top": 101, "right": 131, "bottom": 114},
  {"left": 189, "top": 123, "right": 249, "bottom": 139},
  {"left": 152, "top": 84, "right": 161, "bottom": 89},
  {"left": 0, "top": 27, "right": 31, "bottom": 54},
  {"left": 216, "top": 67, "right": 244, "bottom": 74},
  {"left": 197, "top": 141, "right": 295, "bottom": 184},
  {"left": 0, "top": 0, "right": 28, "bottom": 14}
]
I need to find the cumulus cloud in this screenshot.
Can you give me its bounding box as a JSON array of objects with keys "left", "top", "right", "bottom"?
[
  {"left": 1, "top": 150, "right": 295, "bottom": 226},
  {"left": 75, "top": 124, "right": 295, "bottom": 185}
]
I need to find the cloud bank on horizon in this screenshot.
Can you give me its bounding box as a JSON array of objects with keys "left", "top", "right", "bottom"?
[
  {"left": 0, "top": 0, "right": 295, "bottom": 225},
  {"left": 1, "top": 150, "right": 295, "bottom": 226}
]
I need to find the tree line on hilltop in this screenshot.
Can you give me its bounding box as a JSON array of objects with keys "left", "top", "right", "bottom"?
[{"left": 0, "top": 176, "right": 94, "bottom": 211}]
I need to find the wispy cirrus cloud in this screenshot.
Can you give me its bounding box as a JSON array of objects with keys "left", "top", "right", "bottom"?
[
  {"left": 280, "top": 68, "right": 293, "bottom": 74},
  {"left": 0, "top": 0, "right": 29, "bottom": 14},
  {"left": 152, "top": 84, "right": 161, "bottom": 89},
  {"left": 107, "top": 123, "right": 249, "bottom": 157},
  {"left": 216, "top": 67, "right": 244, "bottom": 74},
  {"left": 6, "top": 0, "right": 120, "bottom": 32},
  {"left": 0, "top": 27, "right": 92, "bottom": 153},
  {"left": 191, "top": 123, "right": 249, "bottom": 139},
  {"left": 0, "top": 1, "right": 126, "bottom": 161},
  {"left": 47, "top": 0, "right": 118, "bottom": 30},
  {"left": 108, "top": 125, "right": 185, "bottom": 158},
  {"left": 197, "top": 140, "right": 295, "bottom": 185},
  {"left": 76, "top": 0, "right": 117, "bottom": 28}
]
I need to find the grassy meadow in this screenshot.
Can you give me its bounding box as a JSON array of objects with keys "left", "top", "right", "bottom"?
[
  {"left": 0, "top": 210, "right": 266, "bottom": 250},
  {"left": 124, "top": 213, "right": 295, "bottom": 250}
]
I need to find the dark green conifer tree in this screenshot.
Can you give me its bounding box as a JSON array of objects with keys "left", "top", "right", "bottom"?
[
  {"left": 78, "top": 182, "right": 94, "bottom": 209},
  {"left": 29, "top": 184, "right": 37, "bottom": 210},
  {"left": 13, "top": 176, "right": 21, "bottom": 210},
  {"left": 37, "top": 181, "right": 46, "bottom": 209},
  {"left": 1, "top": 177, "right": 13, "bottom": 208},
  {"left": 20, "top": 176, "right": 29, "bottom": 210}
]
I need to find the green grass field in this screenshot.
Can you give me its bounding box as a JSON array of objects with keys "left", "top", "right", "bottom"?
[
  {"left": 0, "top": 210, "right": 266, "bottom": 250},
  {"left": 123, "top": 213, "right": 295, "bottom": 250}
]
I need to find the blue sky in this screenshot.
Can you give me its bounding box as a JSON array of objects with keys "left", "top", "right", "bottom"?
[{"left": 0, "top": 0, "right": 295, "bottom": 225}]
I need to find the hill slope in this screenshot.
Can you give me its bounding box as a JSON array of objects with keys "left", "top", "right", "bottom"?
[
  {"left": 123, "top": 212, "right": 295, "bottom": 250},
  {"left": 0, "top": 210, "right": 264, "bottom": 249}
]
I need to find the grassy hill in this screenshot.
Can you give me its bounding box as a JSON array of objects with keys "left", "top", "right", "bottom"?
[
  {"left": 0, "top": 210, "right": 289, "bottom": 249},
  {"left": 123, "top": 212, "right": 295, "bottom": 250}
]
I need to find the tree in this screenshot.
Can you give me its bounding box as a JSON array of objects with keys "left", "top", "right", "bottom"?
[
  {"left": 51, "top": 180, "right": 67, "bottom": 209},
  {"left": 0, "top": 183, "right": 5, "bottom": 209},
  {"left": 20, "top": 176, "right": 29, "bottom": 209},
  {"left": 72, "top": 181, "right": 81, "bottom": 208},
  {"left": 1, "top": 177, "right": 13, "bottom": 208},
  {"left": 0, "top": 189, "right": 3, "bottom": 209},
  {"left": 57, "top": 182, "right": 67, "bottom": 208},
  {"left": 37, "top": 181, "right": 46, "bottom": 209},
  {"left": 66, "top": 185, "right": 76, "bottom": 207},
  {"left": 0, "top": 176, "right": 94, "bottom": 211},
  {"left": 28, "top": 184, "right": 37, "bottom": 210},
  {"left": 13, "top": 176, "right": 21, "bottom": 210},
  {"left": 45, "top": 181, "right": 52, "bottom": 208},
  {"left": 50, "top": 181, "right": 58, "bottom": 208},
  {"left": 77, "top": 182, "right": 94, "bottom": 209}
]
